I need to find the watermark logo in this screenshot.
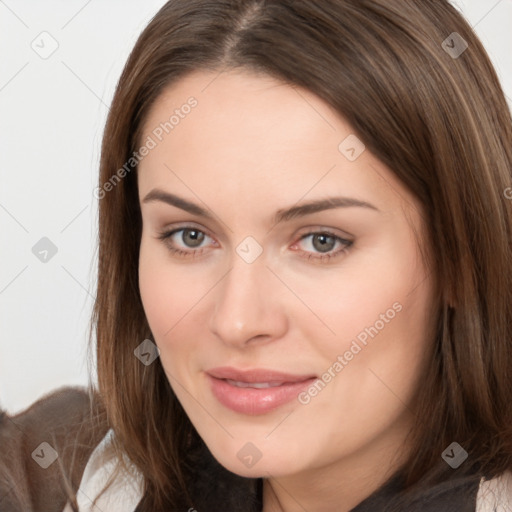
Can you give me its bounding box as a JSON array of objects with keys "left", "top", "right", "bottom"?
[
  {"left": 134, "top": 339, "right": 160, "bottom": 366},
  {"left": 442, "top": 442, "right": 468, "bottom": 469},
  {"left": 442, "top": 32, "right": 468, "bottom": 59},
  {"left": 237, "top": 442, "right": 263, "bottom": 468},
  {"left": 32, "top": 237, "right": 58, "bottom": 263},
  {"left": 236, "top": 236, "right": 263, "bottom": 264},
  {"left": 338, "top": 134, "right": 366, "bottom": 162},
  {"left": 31, "top": 442, "right": 58, "bottom": 469},
  {"left": 31, "top": 31, "right": 59, "bottom": 59}
]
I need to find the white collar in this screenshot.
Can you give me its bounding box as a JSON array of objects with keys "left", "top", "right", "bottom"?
[{"left": 63, "top": 429, "right": 143, "bottom": 512}]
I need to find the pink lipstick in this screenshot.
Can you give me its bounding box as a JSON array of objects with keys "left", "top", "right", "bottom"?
[{"left": 206, "top": 367, "right": 317, "bottom": 415}]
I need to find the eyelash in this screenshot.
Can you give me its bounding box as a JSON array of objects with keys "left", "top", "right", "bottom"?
[{"left": 156, "top": 226, "right": 353, "bottom": 263}]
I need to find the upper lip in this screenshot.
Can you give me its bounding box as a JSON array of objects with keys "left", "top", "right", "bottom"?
[{"left": 207, "top": 366, "right": 317, "bottom": 384}]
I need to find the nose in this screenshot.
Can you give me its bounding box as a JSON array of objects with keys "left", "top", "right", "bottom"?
[{"left": 208, "top": 252, "right": 289, "bottom": 348}]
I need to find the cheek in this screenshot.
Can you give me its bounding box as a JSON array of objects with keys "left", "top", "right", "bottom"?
[
  {"left": 138, "top": 237, "right": 212, "bottom": 380},
  {"left": 138, "top": 243, "right": 171, "bottom": 338},
  {"left": 301, "top": 237, "right": 433, "bottom": 408},
  {"left": 138, "top": 236, "right": 202, "bottom": 338},
  {"left": 283, "top": 239, "right": 428, "bottom": 359}
]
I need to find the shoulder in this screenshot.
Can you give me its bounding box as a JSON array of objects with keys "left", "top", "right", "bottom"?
[
  {"left": 64, "top": 429, "right": 144, "bottom": 512},
  {"left": 0, "top": 386, "right": 108, "bottom": 512},
  {"left": 403, "top": 471, "right": 512, "bottom": 512},
  {"left": 394, "top": 470, "right": 512, "bottom": 512},
  {"left": 476, "top": 470, "right": 512, "bottom": 511}
]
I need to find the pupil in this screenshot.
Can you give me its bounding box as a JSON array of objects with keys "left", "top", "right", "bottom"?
[
  {"left": 313, "top": 234, "right": 335, "bottom": 253},
  {"left": 183, "top": 229, "right": 204, "bottom": 247}
]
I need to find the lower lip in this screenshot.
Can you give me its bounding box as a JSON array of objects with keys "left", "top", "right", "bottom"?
[{"left": 207, "top": 375, "right": 316, "bottom": 415}]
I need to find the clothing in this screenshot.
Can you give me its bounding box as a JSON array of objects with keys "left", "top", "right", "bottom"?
[
  {"left": 0, "top": 386, "right": 107, "bottom": 512},
  {"left": 64, "top": 430, "right": 512, "bottom": 512},
  {"left": 62, "top": 430, "right": 143, "bottom": 512}
]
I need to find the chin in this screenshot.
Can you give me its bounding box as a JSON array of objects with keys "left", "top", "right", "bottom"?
[{"left": 202, "top": 436, "right": 304, "bottom": 479}]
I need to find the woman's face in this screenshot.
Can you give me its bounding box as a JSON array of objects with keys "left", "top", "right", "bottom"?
[{"left": 138, "top": 69, "right": 435, "bottom": 483}]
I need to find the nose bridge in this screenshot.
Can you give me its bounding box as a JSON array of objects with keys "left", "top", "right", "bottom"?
[
  {"left": 219, "top": 253, "right": 267, "bottom": 324},
  {"left": 209, "top": 248, "right": 286, "bottom": 345}
]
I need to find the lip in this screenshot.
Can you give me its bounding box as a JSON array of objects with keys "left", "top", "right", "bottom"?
[{"left": 206, "top": 366, "right": 317, "bottom": 415}]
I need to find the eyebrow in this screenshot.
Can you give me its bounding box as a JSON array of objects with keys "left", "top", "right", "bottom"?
[{"left": 142, "top": 188, "right": 379, "bottom": 224}]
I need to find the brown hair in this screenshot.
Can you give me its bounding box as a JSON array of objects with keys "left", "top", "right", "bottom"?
[{"left": 92, "top": 0, "right": 512, "bottom": 509}]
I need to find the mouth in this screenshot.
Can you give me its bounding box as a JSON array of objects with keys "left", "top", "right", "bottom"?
[{"left": 206, "top": 366, "right": 317, "bottom": 415}]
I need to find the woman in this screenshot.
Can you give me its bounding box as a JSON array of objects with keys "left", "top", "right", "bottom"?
[{"left": 75, "top": 0, "right": 512, "bottom": 510}]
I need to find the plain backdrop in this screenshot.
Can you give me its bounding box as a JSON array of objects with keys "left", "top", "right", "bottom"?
[{"left": 1, "top": 0, "right": 511, "bottom": 414}]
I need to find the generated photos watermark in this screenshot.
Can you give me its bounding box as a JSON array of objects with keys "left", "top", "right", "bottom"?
[
  {"left": 94, "top": 96, "right": 198, "bottom": 200},
  {"left": 298, "top": 301, "right": 403, "bottom": 405}
]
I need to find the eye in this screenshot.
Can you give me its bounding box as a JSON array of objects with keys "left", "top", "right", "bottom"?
[
  {"left": 291, "top": 231, "right": 353, "bottom": 262},
  {"left": 157, "top": 226, "right": 216, "bottom": 257},
  {"left": 157, "top": 226, "right": 352, "bottom": 263}
]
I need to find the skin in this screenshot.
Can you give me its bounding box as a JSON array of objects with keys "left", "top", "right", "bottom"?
[{"left": 137, "top": 69, "right": 435, "bottom": 512}]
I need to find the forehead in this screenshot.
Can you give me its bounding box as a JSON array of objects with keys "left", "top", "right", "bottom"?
[
  {"left": 137, "top": 69, "right": 417, "bottom": 223},
  {"left": 141, "top": 68, "right": 343, "bottom": 154}
]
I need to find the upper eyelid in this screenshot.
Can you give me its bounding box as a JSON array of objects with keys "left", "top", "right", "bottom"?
[
  {"left": 160, "top": 223, "right": 354, "bottom": 241},
  {"left": 161, "top": 222, "right": 215, "bottom": 239},
  {"left": 298, "top": 229, "right": 352, "bottom": 241},
  {"left": 160, "top": 222, "right": 353, "bottom": 240},
  {"left": 294, "top": 232, "right": 352, "bottom": 251}
]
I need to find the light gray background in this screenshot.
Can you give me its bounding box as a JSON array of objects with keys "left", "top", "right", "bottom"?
[{"left": 1, "top": 0, "right": 511, "bottom": 414}]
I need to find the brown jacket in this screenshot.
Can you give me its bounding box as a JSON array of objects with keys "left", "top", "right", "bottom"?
[{"left": 0, "top": 387, "right": 108, "bottom": 512}]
